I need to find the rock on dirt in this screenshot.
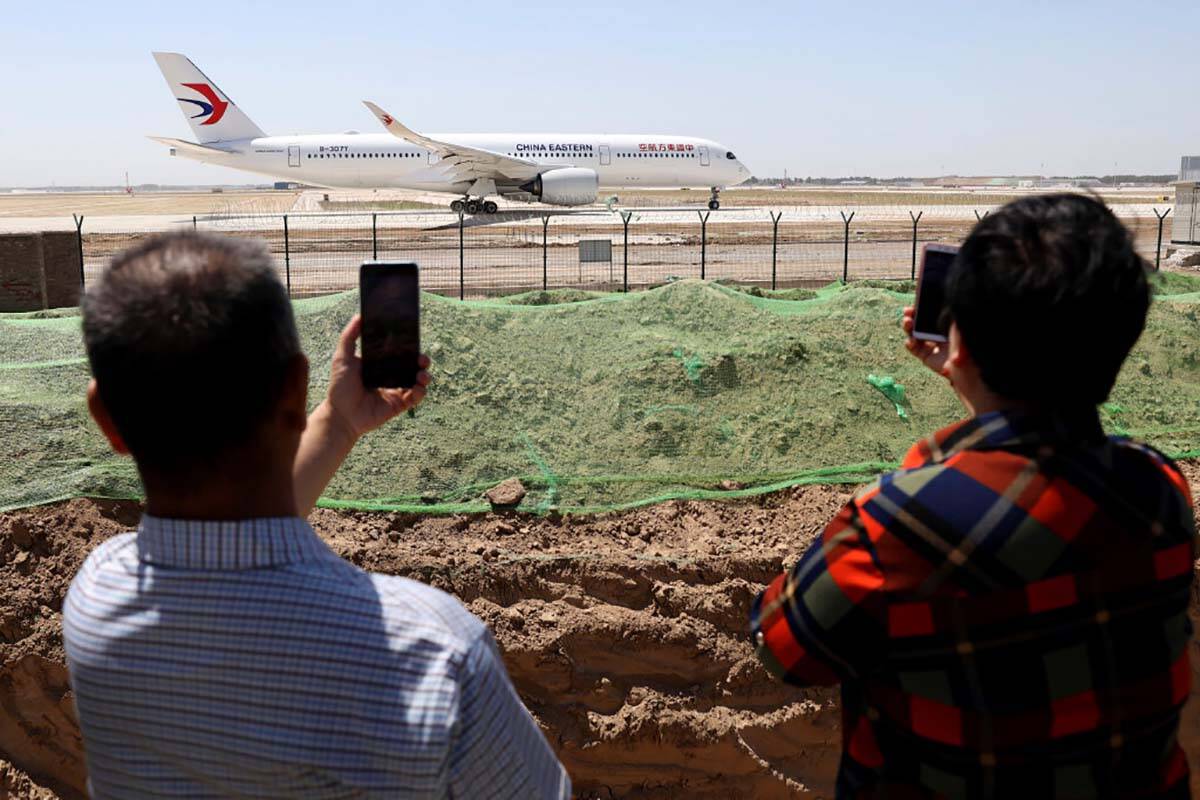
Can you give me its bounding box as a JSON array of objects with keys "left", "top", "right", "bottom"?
[{"left": 484, "top": 478, "right": 527, "bottom": 508}]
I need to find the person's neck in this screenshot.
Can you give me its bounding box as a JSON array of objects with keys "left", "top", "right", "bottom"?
[
  {"left": 961, "top": 389, "right": 1032, "bottom": 418},
  {"left": 964, "top": 392, "right": 1097, "bottom": 424},
  {"left": 143, "top": 468, "right": 298, "bottom": 521}
]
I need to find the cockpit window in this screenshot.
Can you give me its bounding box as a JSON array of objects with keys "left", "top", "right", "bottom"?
[{"left": 726, "top": 151, "right": 737, "bottom": 160}]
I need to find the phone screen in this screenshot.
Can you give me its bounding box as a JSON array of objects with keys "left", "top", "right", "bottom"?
[
  {"left": 360, "top": 262, "right": 420, "bottom": 389},
  {"left": 913, "top": 246, "right": 958, "bottom": 342}
]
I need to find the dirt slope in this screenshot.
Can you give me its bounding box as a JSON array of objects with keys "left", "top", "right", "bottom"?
[{"left": 0, "top": 463, "right": 1197, "bottom": 798}]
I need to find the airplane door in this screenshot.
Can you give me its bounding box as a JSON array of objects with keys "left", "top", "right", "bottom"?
[
  {"left": 428, "top": 150, "right": 440, "bottom": 166},
  {"left": 599, "top": 145, "right": 611, "bottom": 166},
  {"left": 288, "top": 145, "right": 300, "bottom": 168},
  {"left": 699, "top": 146, "right": 710, "bottom": 167}
]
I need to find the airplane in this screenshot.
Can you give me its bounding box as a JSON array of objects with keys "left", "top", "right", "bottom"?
[{"left": 150, "top": 52, "right": 751, "bottom": 215}]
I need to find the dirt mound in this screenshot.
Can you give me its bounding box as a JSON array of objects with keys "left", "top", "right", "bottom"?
[{"left": 0, "top": 464, "right": 1197, "bottom": 798}]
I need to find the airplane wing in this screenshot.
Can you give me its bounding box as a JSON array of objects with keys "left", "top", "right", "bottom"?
[{"left": 362, "top": 101, "right": 544, "bottom": 183}]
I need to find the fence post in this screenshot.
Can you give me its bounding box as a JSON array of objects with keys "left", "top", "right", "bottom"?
[
  {"left": 974, "top": 209, "right": 989, "bottom": 221},
  {"left": 372, "top": 213, "right": 378, "bottom": 260},
  {"left": 192, "top": 215, "right": 197, "bottom": 231},
  {"left": 909, "top": 211, "right": 923, "bottom": 280},
  {"left": 698, "top": 210, "right": 710, "bottom": 280},
  {"left": 840, "top": 210, "right": 855, "bottom": 283},
  {"left": 769, "top": 211, "right": 782, "bottom": 290},
  {"left": 72, "top": 215, "right": 85, "bottom": 289},
  {"left": 458, "top": 210, "right": 465, "bottom": 301},
  {"left": 283, "top": 215, "right": 291, "bottom": 297},
  {"left": 541, "top": 215, "right": 550, "bottom": 290},
  {"left": 621, "top": 211, "right": 633, "bottom": 293},
  {"left": 1153, "top": 207, "right": 1171, "bottom": 270}
]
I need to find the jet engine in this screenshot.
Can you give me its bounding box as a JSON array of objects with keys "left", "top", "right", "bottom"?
[{"left": 520, "top": 168, "right": 598, "bottom": 206}]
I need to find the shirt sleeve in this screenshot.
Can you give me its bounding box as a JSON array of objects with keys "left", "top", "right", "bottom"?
[
  {"left": 448, "top": 629, "right": 571, "bottom": 800},
  {"left": 750, "top": 496, "right": 888, "bottom": 686}
]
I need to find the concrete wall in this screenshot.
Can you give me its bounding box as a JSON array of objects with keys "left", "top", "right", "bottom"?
[{"left": 0, "top": 233, "right": 81, "bottom": 312}]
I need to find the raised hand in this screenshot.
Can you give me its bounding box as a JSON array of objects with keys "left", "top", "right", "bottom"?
[
  {"left": 325, "top": 314, "right": 432, "bottom": 439},
  {"left": 901, "top": 306, "right": 949, "bottom": 378}
]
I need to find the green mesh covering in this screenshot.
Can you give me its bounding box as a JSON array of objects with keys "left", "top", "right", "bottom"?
[
  {"left": 867, "top": 374, "right": 910, "bottom": 420},
  {"left": 2, "top": 275, "right": 1199, "bottom": 514}
]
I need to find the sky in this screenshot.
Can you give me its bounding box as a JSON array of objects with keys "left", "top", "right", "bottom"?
[{"left": 1, "top": 0, "right": 1197, "bottom": 186}]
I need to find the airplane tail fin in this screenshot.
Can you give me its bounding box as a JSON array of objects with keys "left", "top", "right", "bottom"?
[{"left": 152, "top": 52, "right": 266, "bottom": 144}]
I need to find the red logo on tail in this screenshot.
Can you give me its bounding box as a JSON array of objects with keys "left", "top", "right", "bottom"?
[
  {"left": 381, "top": 113, "right": 394, "bottom": 126},
  {"left": 180, "top": 83, "right": 229, "bottom": 126}
]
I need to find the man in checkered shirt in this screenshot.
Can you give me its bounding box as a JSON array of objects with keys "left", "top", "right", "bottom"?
[{"left": 752, "top": 194, "right": 1196, "bottom": 798}]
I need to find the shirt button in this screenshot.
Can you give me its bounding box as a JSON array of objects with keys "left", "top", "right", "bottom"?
[{"left": 755, "top": 631, "right": 765, "bottom": 647}]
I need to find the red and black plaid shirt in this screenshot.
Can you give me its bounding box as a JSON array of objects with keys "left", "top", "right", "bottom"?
[{"left": 752, "top": 409, "right": 1196, "bottom": 799}]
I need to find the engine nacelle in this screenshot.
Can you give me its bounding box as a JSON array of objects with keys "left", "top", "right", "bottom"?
[{"left": 520, "top": 168, "right": 598, "bottom": 206}]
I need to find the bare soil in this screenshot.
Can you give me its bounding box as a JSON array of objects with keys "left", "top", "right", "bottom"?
[
  {"left": 0, "top": 191, "right": 299, "bottom": 219},
  {"left": 1, "top": 463, "right": 1197, "bottom": 799}
]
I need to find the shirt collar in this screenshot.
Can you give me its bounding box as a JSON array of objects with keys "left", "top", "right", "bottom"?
[
  {"left": 911, "top": 407, "right": 1106, "bottom": 467},
  {"left": 136, "top": 515, "right": 332, "bottom": 570}
]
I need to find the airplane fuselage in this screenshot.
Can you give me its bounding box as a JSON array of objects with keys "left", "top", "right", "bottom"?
[{"left": 172, "top": 132, "right": 750, "bottom": 195}]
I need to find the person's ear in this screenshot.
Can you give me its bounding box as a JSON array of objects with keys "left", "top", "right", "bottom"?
[
  {"left": 279, "top": 353, "right": 310, "bottom": 433},
  {"left": 947, "top": 322, "right": 973, "bottom": 371},
  {"left": 86, "top": 379, "right": 130, "bottom": 455}
]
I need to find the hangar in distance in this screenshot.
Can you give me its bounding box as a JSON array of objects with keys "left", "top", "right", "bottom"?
[{"left": 150, "top": 52, "right": 751, "bottom": 214}]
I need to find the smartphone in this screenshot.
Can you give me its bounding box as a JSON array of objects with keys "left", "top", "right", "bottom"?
[
  {"left": 360, "top": 262, "right": 420, "bottom": 389},
  {"left": 912, "top": 244, "right": 959, "bottom": 343}
]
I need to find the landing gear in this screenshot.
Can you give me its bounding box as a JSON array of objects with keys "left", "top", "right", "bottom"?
[
  {"left": 450, "top": 198, "right": 499, "bottom": 215},
  {"left": 707, "top": 187, "right": 721, "bottom": 211}
]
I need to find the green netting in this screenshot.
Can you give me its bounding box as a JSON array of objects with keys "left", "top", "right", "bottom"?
[
  {"left": 867, "top": 374, "right": 910, "bottom": 420},
  {"left": 2, "top": 273, "right": 1199, "bottom": 515}
]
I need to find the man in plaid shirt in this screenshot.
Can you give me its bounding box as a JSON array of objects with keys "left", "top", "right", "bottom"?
[{"left": 751, "top": 194, "right": 1196, "bottom": 798}]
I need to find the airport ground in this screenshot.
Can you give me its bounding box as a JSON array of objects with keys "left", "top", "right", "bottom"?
[{"left": 0, "top": 186, "right": 1179, "bottom": 297}]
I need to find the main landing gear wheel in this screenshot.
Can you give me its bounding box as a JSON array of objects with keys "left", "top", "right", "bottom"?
[
  {"left": 466, "top": 199, "right": 482, "bottom": 215},
  {"left": 450, "top": 199, "right": 465, "bottom": 214},
  {"left": 483, "top": 200, "right": 498, "bottom": 214},
  {"left": 708, "top": 199, "right": 720, "bottom": 211}
]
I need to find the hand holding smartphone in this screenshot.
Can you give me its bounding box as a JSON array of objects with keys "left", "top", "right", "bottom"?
[
  {"left": 360, "top": 262, "right": 421, "bottom": 389},
  {"left": 912, "top": 244, "right": 959, "bottom": 343}
]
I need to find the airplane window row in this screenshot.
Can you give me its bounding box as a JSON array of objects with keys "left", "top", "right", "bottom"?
[
  {"left": 497, "top": 152, "right": 696, "bottom": 160},
  {"left": 306, "top": 153, "right": 421, "bottom": 159}
]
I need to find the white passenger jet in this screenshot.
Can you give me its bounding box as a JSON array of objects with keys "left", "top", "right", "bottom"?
[{"left": 150, "top": 52, "right": 751, "bottom": 214}]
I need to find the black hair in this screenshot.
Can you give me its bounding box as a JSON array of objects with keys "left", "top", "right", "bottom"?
[
  {"left": 82, "top": 232, "right": 301, "bottom": 478},
  {"left": 946, "top": 193, "right": 1150, "bottom": 407}
]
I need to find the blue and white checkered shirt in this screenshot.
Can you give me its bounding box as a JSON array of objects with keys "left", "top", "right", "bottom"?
[{"left": 63, "top": 515, "right": 570, "bottom": 799}]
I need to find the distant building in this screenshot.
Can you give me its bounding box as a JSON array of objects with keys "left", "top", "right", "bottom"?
[
  {"left": 1180, "top": 157, "right": 1200, "bottom": 182},
  {"left": 1173, "top": 181, "right": 1198, "bottom": 245}
]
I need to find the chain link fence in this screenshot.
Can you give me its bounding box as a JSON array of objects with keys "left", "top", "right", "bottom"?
[{"left": 73, "top": 204, "right": 1175, "bottom": 299}]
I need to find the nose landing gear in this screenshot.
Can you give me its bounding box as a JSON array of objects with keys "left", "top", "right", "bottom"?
[{"left": 707, "top": 187, "right": 721, "bottom": 211}]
